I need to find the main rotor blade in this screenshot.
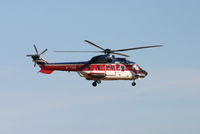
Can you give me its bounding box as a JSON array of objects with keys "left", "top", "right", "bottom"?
[
  {"left": 55, "top": 51, "right": 103, "bottom": 53},
  {"left": 111, "top": 52, "right": 130, "bottom": 57},
  {"left": 33, "top": 44, "right": 38, "bottom": 54},
  {"left": 112, "top": 45, "right": 163, "bottom": 52},
  {"left": 40, "top": 49, "right": 48, "bottom": 55},
  {"left": 84, "top": 40, "right": 105, "bottom": 51}
]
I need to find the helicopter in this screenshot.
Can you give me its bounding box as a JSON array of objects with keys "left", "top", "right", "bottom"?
[{"left": 27, "top": 40, "right": 162, "bottom": 87}]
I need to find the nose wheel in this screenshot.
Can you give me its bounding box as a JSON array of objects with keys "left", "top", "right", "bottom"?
[
  {"left": 132, "top": 81, "right": 136, "bottom": 86},
  {"left": 92, "top": 80, "right": 101, "bottom": 87}
]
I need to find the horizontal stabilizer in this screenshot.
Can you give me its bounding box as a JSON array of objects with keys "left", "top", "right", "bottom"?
[{"left": 39, "top": 70, "right": 54, "bottom": 74}]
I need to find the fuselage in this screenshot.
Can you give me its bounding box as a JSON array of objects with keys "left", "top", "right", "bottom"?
[{"left": 38, "top": 56, "right": 148, "bottom": 81}]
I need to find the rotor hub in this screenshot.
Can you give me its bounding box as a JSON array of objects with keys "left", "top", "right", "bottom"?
[
  {"left": 32, "top": 55, "right": 40, "bottom": 61},
  {"left": 104, "top": 49, "right": 111, "bottom": 54}
]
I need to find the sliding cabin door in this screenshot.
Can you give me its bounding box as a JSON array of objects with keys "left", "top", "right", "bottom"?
[
  {"left": 105, "top": 64, "right": 116, "bottom": 76},
  {"left": 115, "top": 64, "right": 127, "bottom": 78}
]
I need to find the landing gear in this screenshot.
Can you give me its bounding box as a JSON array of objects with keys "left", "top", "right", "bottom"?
[
  {"left": 92, "top": 82, "right": 97, "bottom": 87},
  {"left": 92, "top": 80, "right": 101, "bottom": 87},
  {"left": 96, "top": 80, "right": 101, "bottom": 84},
  {"left": 132, "top": 81, "right": 136, "bottom": 86}
]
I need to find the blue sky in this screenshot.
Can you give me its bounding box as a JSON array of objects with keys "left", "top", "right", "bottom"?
[{"left": 0, "top": 0, "right": 200, "bottom": 134}]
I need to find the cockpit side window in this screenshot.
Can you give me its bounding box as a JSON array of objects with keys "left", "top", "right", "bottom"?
[{"left": 132, "top": 64, "right": 139, "bottom": 71}]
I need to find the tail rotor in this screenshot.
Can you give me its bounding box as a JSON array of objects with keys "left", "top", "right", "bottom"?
[{"left": 27, "top": 44, "right": 48, "bottom": 67}]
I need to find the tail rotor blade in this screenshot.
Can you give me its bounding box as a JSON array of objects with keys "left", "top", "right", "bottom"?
[
  {"left": 34, "top": 44, "right": 38, "bottom": 54},
  {"left": 40, "top": 49, "right": 48, "bottom": 55},
  {"left": 34, "top": 62, "right": 37, "bottom": 67},
  {"left": 26, "top": 54, "right": 35, "bottom": 57}
]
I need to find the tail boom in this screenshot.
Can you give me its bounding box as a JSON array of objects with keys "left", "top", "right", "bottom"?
[{"left": 38, "top": 62, "right": 86, "bottom": 74}]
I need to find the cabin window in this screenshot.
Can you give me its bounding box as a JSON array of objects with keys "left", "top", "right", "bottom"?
[
  {"left": 117, "top": 66, "right": 120, "bottom": 70},
  {"left": 121, "top": 66, "right": 125, "bottom": 71},
  {"left": 88, "top": 66, "right": 91, "bottom": 70},
  {"left": 111, "top": 66, "right": 115, "bottom": 70},
  {"left": 97, "top": 66, "right": 100, "bottom": 70},
  {"left": 106, "top": 66, "right": 110, "bottom": 70}
]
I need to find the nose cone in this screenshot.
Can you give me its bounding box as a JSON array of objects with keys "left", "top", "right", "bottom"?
[
  {"left": 138, "top": 70, "right": 148, "bottom": 78},
  {"left": 144, "top": 70, "right": 148, "bottom": 76}
]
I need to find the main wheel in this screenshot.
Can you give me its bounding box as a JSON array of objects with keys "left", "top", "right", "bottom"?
[
  {"left": 132, "top": 82, "right": 136, "bottom": 86},
  {"left": 92, "top": 82, "right": 97, "bottom": 87}
]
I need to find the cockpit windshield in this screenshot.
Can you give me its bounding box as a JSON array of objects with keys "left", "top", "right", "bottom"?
[{"left": 132, "top": 64, "right": 140, "bottom": 71}]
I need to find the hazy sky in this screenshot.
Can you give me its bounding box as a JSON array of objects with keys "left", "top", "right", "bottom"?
[{"left": 0, "top": 0, "right": 200, "bottom": 134}]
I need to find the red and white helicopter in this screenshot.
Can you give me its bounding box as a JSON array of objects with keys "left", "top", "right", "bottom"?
[{"left": 27, "top": 40, "right": 162, "bottom": 87}]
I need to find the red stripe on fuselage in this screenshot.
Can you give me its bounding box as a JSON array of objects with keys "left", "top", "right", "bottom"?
[{"left": 39, "top": 63, "right": 137, "bottom": 73}]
